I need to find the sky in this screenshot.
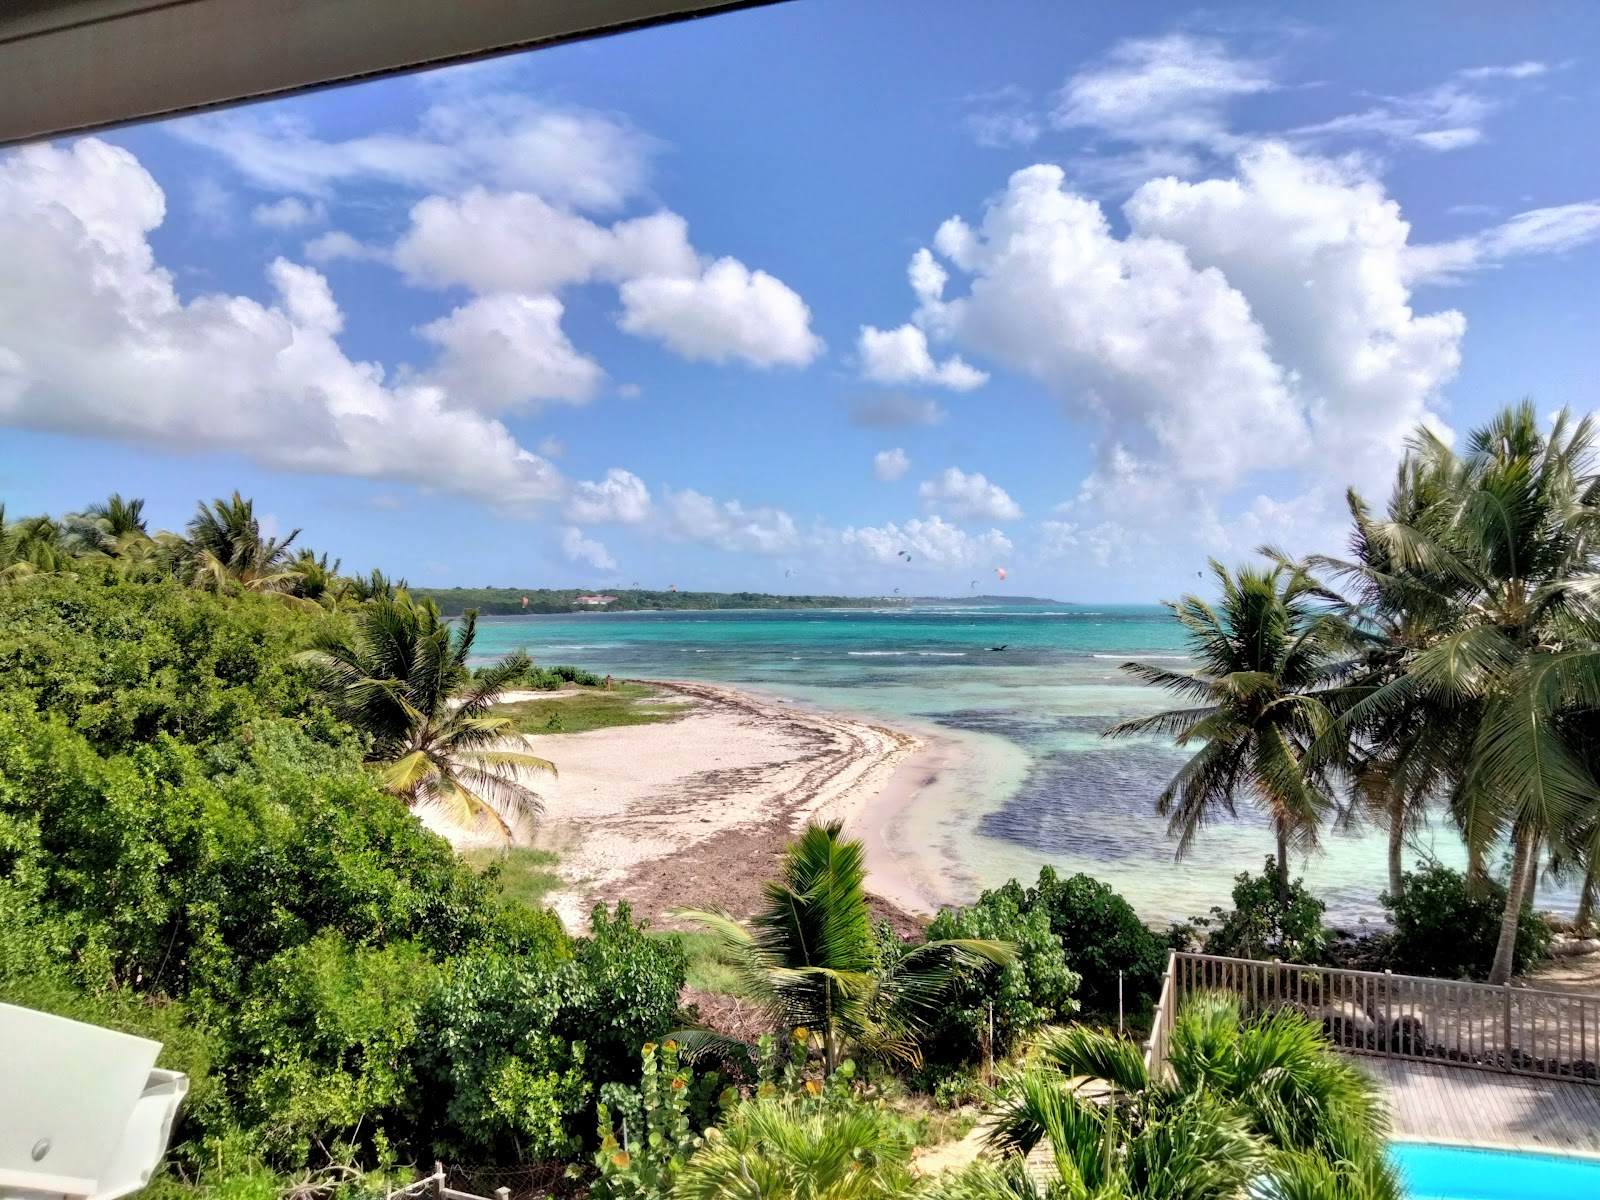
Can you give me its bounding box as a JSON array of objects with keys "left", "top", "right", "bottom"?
[{"left": 2, "top": 1, "right": 1600, "bottom": 601}]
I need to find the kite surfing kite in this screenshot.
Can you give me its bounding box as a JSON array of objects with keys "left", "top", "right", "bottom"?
[
  {"left": 669, "top": 584, "right": 677, "bottom": 592},
  {"left": 995, "top": 567, "right": 1007, "bottom": 581},
  {"left": 897, "top": 550, "right": 912, "bottom": 562}
]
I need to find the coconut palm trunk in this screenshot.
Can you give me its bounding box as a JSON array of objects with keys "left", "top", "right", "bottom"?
[
  {"left": 1275, "top": 825, "right": 1292, "bottom": 911},
  {"left": 1387, "top": 803, "right": 1406, "bottom": 901},
  {"left": 1489, "top": 828, "right": 1534, "bottom": 985}
]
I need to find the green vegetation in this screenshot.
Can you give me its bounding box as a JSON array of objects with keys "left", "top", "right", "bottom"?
[
  {"left": 493, "top": 682, "right": 688, "bottom": 736},
  {"left": 671, "top": 931, "right": 760, "bottom": 999},
  {"left": 1197, "top": 859, "right": 1332, "bottom": 964},
  {"left": 463, "top": 847, "right": 565, "bottom": 911},
  {"left": 1113, "top": 403, "right": 1600, "bottom": 984},
  {"left": 983, "top": 996, "right": 1397, "bottom": 1200},
  {"left": 14, "top": 409, "right": 1600, "bottom": 1200},
  {"left": 1382, "top": 862, "right": 1552, "bottom": 980},
  {"left": 1106, "top": 560, "right": 1342, "bottom": 909},
  {"left": 924, "top": 880, "right": 1080, "bottom": 1065},
  {"left": 0, "top": 522, "right": 685, "bottom": 1191},
  {"left": 674, "top": 822, "right": 1013, "bottom": 1072},
  {"left": 304, "top": 591, "right": 556, "bottom": 836},
  {"left": 1026, "top": 869, "right": 1169, "bottom": 1018}
]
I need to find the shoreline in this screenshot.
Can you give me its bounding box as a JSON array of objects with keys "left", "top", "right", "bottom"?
[{"left": 426, "top": 678, "right": 943, "bottom": 930}]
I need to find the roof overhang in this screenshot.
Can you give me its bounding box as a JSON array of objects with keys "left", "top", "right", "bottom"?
[{"left": 0, "top": 0, "right": 776, "bottom": 148}]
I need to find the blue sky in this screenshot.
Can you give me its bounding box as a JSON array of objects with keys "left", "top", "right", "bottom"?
[{"left": 3, "top": 1, "right": 1600, "bottom": 601}]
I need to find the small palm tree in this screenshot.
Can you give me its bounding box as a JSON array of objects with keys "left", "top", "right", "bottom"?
[
  {"left": 1105, "top": 562, "right": 1346, "bottom": 909},
  {"left": 674, "top": 822, "right": 1012, "bottom": 1072},
  {"left": 985, "top": 997, "right": 1395, "bottom": 1200},
  {"left": 673, "top": 1096, "right": 915, "bottom": 1200},
  {"left": 301, "top": 591, "right": 555, "bottom": 837},
  {"left": 182, "top": 491, "right": 300, "bottom": 592}
]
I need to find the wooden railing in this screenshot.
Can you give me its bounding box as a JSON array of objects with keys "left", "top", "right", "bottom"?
[
  {"left": 1144, "top": 952, "right": 1599, "bottom": 1086},
  {"left": 1142, "top": 950, "right": 1178, "bottom": 1081}
]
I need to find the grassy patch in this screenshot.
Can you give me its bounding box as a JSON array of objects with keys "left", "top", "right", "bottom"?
[
  {"left": 463, "top": 846, "right": 563, "bottom": 910},
  {"left": 493, "top": 681, "right": 688, "bottom": 735},
  {"left": 663, "top": 930, "right": 758, "bottom": 998}
]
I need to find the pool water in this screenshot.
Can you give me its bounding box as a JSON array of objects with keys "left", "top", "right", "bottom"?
[{"left": 1392, "top": 1142, "right": 1600, "bottom": 1199}]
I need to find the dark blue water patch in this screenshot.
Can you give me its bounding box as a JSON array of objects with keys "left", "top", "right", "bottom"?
[
  {"left": 920, "top": 709, "right": 1124, "bottom": 748},
  {"left": 978, "top": 744, "right": 1196, "bottom": 863}
]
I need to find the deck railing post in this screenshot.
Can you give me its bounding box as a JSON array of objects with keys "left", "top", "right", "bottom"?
[{"left": 1502, "top": 984, "right": 1514, "bottom": 1073}]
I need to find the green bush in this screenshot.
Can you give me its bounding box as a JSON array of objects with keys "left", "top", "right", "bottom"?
[
  {"left": 924, "top": 880, "right": 1078, "bottom": 1064},
  {"left": 0, "top": 572, "right": 330, "bottom": 755},
  {"left": 1382, "top": 862, "right": 1552, "bottom": 980},
  {"left": 1200, "top": 859, "right": 1331, "bottom": 964},
  {"left": 1026, "top": 869, "right": 1167, "bottom": 1015}
]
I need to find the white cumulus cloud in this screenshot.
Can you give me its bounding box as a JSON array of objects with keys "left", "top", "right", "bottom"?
[
  {"left": 1053, "top": 34, "right": 1272, "bottom": 153},
  {"left": 252, "top": 196, "right": 326, "bottom": 230},
  {"left": 393, "top": 188, "right": 696, "bottom": 294},
  {"left": 918, "top": 467, "right": 1024, "bottom": 521},
  {"left": 839, "top": 515, "right": 1013, "bottom": 569},
  {"left": 857, "top": 324, "right": 987, "bottom": 390},
  {"left": 0, "top": 139, "right": 563, "bottom": 509},
  {"left": 873, "top": 448, "right": 911, "bottom": 482},
  {"left": 663, "top": 489, "right": 801, "bottom": 554},
  {"left": 619, "top": 258, "right": 823, "bottom": 368},
  {"left": 564, "top": 468, "right": 653, "bottom": 525},
  {"left": 176, "top": 95, "right": 657, "bottom": 211},
  {"left": 562, "top": 526, "right": 617, "bottom": 571},
  {"left": 418, "top": 293, "right": 604, "bottom": 413}
]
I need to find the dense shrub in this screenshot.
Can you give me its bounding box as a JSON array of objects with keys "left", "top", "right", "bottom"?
[
  {"left": 1026, "top": 868, "right": 1167, "bottom": 1015},
  {"left": 1382, "top": 862, "right": 1552, "bottom": 980},
  {"left": 1200, "top": 859, "right": 1331, "bottom": 964},
  {"left": 924, "top": 880, "right": 1078, "bottom": 1064},
  {"left": 0, "top": 575, "right": 682, "bottom": 1179},
  {"left": 0, "top": 572, "right": 332, "bottom": 754}
]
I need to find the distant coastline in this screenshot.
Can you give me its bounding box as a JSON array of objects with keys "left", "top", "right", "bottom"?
[{"left": 415, "top": 585, "right": 1064, "bottom": 616}]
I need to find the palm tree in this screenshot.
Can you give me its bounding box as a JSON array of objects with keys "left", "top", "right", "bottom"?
[
  {"left": 1329, "top": 404, "right": 1600, "bottom": 982},
  {"left": 64, "top": 492, "right": 150, "bottom": 556},
  {"left": 300, "top": 590, "right": 555, "bottom": 837},
  {"left": 673, "top": 822, "right": 1012, "bottom": 1072},
  {"left": 1105, "top": 561, "right": 1346, "bottom": 909},
  {"left": 0, "top": 511, "right": 72, "bottom": 581},
  {"left": 985, "top": 996, "right": 1396, "bottom": 1200},
  {"left": 285, "top": 548, "right": 343, "bottom": 607},
  {"left": 673, "top": 1096, "right": 915, "bottom": 1200},
  {"left": 181, "top": 491, "right": 300, "bottom": 591},
  {"left": 341, "top": 567, "right": 409, "bottom": 606},
  {"left": 1300, "top": 468, "right": 1469, "bottom": 902}
]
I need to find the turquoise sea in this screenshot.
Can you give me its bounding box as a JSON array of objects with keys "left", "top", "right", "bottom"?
[{"left": 471, "top": 604, "right": 1572, "bottom": 926}]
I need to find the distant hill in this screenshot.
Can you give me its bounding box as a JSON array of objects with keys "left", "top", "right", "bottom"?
[{"left": 412, "top": 587, "right": 1062, "bottom": 615}]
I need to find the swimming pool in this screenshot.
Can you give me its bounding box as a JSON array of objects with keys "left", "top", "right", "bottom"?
[{"left": 1392, "top": 1142, "right": 1600, "bottom": 1199}]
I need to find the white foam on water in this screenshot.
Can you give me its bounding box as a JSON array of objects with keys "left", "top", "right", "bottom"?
[{"left": 1092, "top": 654, "right": 1190, "bottom": 661}]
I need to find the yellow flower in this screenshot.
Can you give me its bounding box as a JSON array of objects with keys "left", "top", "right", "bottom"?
[
  {"left": 611, "top": 1152, "right": 631, "bottom": 1169},
  {"left": 805, "top": 1080, "right": 822, "bottom": 1096},
  {"left": 671, "top": 1078, "right": 686, "bottom": 1090},
  {"left": 792, "top": 1027, "right": 809, "bottom": 1042},
  {"left": 642, "top": 1042, "right": 656, "bottom": 1055},
  {"left": 663, "top": 1039, "right": 678, "bottom": 1052}
]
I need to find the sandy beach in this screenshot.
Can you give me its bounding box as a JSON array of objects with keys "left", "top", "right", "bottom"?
[{"left": 424, "top": 680, "right": 940, "bottom": 930}]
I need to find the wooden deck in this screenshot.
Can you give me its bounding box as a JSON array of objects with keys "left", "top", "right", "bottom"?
[{"left": 1361, "top": 1057, "right": 1600, "bottom": 1153}]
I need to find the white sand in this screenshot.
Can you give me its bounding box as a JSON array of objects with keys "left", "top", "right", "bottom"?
[{"left": 421, "top": 680, "right": 929, "bottom": 928}]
